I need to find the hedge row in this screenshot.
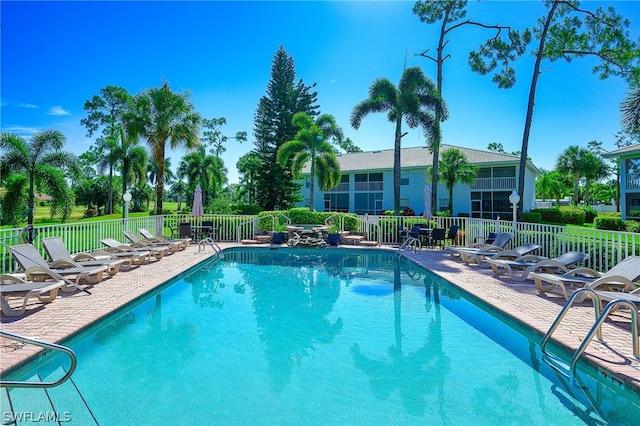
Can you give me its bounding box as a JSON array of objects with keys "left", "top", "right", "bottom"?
[{"left": 257, "top": 208, "right": 359, "bottom": 232}]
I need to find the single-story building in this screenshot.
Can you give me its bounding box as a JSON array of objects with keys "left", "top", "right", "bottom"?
[
  {"left": 297, "top": 144, "right": 539, "bottom": 219},
  {"left": 602, "top": 143, "right": 640, "bottom": 221}
]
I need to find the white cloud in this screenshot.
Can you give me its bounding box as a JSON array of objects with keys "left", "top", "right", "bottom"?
[
  {"left": 0, "top": 126, "right": 41, "bottom": 138},
  {"left": 18, "top": 103, "right": 38, "bottom": 109},
  {"left": 48, "top": 106, "right": 71, "bottom": 116}
]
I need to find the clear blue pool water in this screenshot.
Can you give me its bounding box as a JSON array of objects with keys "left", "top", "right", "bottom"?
[{"left": 6, "top": 248, "right": 640, "bottom": 425}]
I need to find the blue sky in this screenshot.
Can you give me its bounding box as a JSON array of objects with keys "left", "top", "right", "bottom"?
[{"left": 1, "top": 1, "right": 639, "bottom": 184}]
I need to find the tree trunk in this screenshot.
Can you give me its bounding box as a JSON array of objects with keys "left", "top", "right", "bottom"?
[
  {"left": 518, "top": 2, "right": 558, "bottom": 213},
  {"left": 394, "top": 118, "right": 403, "bottom": 215},
  {"left": 430, "top": 8, "right": 449, "bottom": 216},
  {"left": 155, "top": 145, "right": 166, "bottom": 214}
]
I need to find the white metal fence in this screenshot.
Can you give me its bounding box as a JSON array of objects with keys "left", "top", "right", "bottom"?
[{"left": 1, "top": 215, "right": 638, "bottom": 274}]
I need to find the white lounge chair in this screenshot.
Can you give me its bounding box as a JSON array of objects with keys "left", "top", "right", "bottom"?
[
  {"left": 10, "top": 244, "right": 108, "bottom": 291},
  {"left": 459, "top": 243, "right": 541, "bottom": 267},
  {"left": 138, "top": 228, "right": 190, "bottom": 250},
  {"left": 1, "top": 272, "right": 66, "bottom": 317},
  {"left": 100, "top": 238, "right": 166, "bottom": 260},
  {"left": 486, "top": 251, "right": 589, "bottom": 282},
  {"left": 42, "top": 237, "right": 124, "bottom": 275},
  {"left": 123, "top": 230, "right": 180, "bottom": 253},
  {"left": 447, "top": 232, "right": 513, "bottom": 258},
  {"left": 530, "top": 256, "right": 640, "bottom": 300}
]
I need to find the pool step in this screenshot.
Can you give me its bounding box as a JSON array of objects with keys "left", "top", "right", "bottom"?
[{"left": 4, "top": 367, "right": 98, "bottom": 425}]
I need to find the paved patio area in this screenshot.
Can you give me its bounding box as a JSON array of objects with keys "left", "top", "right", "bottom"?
[{"left": 2, "top": 243, "right": 639, "bottom": 395}]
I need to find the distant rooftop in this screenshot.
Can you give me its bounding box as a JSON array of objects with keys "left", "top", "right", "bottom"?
[
  {"left": 602, "top": 143, "right": 640, "bottom": 158},
  {"left": 302, "top": 143, "right": 535, "bottom": 174}
]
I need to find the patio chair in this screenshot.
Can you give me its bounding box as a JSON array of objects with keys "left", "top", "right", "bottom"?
[
  {"left": 180, "top": 222, "right": 194, "bottom": 241},
  {"left": 428, "top": 228, "right": 447, "bottom": 249},
  {"left": 42, "top": 237, "right": 124, "bottom": 276},
  {"left": 139, "top": 228, "right": 191, "bottom": 249},
  {"left": 123, "top": 230, "right": 180, "bottom": 253},
  {"left": 444, "top": 225, "right": 459, "bottom": 247},
  {"left": 9, "top": 244, "right": 108, "bottom": 291},
  {"left": 101, "top": 238, "right": 166, "bottom": 260},
  {"left": 486, "top": 251, "right": 589, "bottom": 282},
  {"left": 447, "top": 232, "right": 513, "bottom": 258},
  {"left": 1, "top": 272, "right": 66, "bottom": 317},
  {"left": 459, "top": 243, "right": 541, "bottom": 268},
  {"left": 530, "top": 256, "right": 640, "bottom": 300}
]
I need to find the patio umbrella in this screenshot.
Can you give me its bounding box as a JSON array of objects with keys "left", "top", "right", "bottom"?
[
  {"left": 423, "top": 185, "right": 432, "bottom": 219},
  {"left": 191, "top": 184, "right": 204, "bottom": 217}
]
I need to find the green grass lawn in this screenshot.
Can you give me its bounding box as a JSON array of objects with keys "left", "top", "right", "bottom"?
[{"left": 16, "top": 202, "right": 181, "bottom": 227}]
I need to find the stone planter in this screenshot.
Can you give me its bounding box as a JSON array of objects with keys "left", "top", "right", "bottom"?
[
  {"left": 327, "top": 233, "right": 341, "bottom": 246},
  {"left": 271, "top": 232, "right": 286, "bottom": 244}
]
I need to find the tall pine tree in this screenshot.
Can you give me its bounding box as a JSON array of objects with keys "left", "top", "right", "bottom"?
[{"left": 253, "top": 46, "right": 318, "bottom": 210}]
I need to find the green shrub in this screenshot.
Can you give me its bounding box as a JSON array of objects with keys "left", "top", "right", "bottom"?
[
  {"left": 232, "top": 204, "right": 262, "bottom": 215},
  {"left": 256, "top": 208, "right": 358, "bottom": 232},
  {"left": 594, "top": 216, "right": 624, "bottom": 231},
  {"left": 521, "top": 212, "right": 541, "bottom": 223},
  {"left": 436, "top": 210, "right": 451, "bottom": 217},
  {"left": 558, "top": 206, "right": 586, "bottom": 225},
  {"left": 624, "top": 220, "right": 640, "bottom": 233},
  {"left": 631, "top": 210, "right": 640, "bottom": 217},
  {"left": 581, "top": 206, "right": 598, "bottom": 224},
  {"left": 532, "top": 208, "right": 563, "bottom": 223}
]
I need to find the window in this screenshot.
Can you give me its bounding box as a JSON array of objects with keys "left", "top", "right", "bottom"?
[
  {"left": 354, "top": 192, "right": 382, "bottom": 214},
  {"left": 401, "top": 173, "right": 409, "bottom": 186},
  {"left": 493, "top": 166, "right": 516, "bottom": 177},
  {"left": 324, "top": 193, "right": 349, "bottom": 212},
  {"left": 328, "top": 174, "right": 349, "bottom": 192}
]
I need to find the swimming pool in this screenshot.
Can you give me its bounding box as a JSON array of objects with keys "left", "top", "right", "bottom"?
[{"left": 4, "top": 248, "right": 640, "bottom": 425}]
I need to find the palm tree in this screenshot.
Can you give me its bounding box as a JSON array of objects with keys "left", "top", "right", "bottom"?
[
  {"left": 535, "top": 169, "right": 567, "bottom": 203},
  {"left": 116, "top": 128, "right": 147, "bottom": 217},
  {"left": 170, "top": 179, "right": 188, "bottom": 211},
  {"left": 0, "top": 130, "right": 80, "bottom": 225},
  {"left": 621, "top": 86, "right": 640, "bottom": 135},
  {"left": 437, "top": 148, "right": 477, "bottom": 213},
  {"left": 556, "top": 145, "right": 587, "bottom": 205},
  {"left": 124, "top": 82, "right": 201, "bottom": 213},
  {"left": 277, "top": 113, "right": 343, "bottom": 209},
  {"left": 581, "top": 151, "right": 610, "bottom": 204},
  {"left": 237, "top": 151, "right": 263, "bottom": 205},
  {"left": 180, "top": 146, "right": 226, "bottom": 202},
  {"left": 351, "top": 66, "right": 446, "bottom": 214}
]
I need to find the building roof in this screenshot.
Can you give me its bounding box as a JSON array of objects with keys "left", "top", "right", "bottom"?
[
  {"left": 302, "top": 143, "right": 537, "bottom": 174},
  {"left": 602, "top": 143, "right": 640, "bottom": 158}
]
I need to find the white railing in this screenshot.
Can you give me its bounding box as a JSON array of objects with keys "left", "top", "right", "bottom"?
[
  {"left": 1, "top": 214, "right": 638, "bottom": 274},
  {"left": 626, "top": 173, "right": 640, "bottom": 190},
  {"left": 471, "top": 177, "right": 516, "bottom": 190}
]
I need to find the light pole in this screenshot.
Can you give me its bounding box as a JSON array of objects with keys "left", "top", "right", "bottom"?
[
  {"left": 509, "top": 191, "right": 520, "bottom": 232},
  {"left": 123, "top": 191, "right": 132, "bottom": 221}
]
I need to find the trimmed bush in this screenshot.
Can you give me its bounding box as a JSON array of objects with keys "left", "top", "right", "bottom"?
[
  {"left": 521, "top": 212, "right": 541, "bottom": 223},
  {"left": 559, "top": 207, "right": 586, "bottom": 225},
  {"left": 625, "top": 220, "right": 640, "bottom": 233},
  {"left": 581, "top": 206, "right": 598, "bottom": 224},
  {"left": 532, "top": 208, "right": 563, "bottom": 223},
  {"left": 232, "top": 204, "right": 263, "bottom": 215},
  {"left": 594, "top": 216, "right": 624, "bottom": 231}
]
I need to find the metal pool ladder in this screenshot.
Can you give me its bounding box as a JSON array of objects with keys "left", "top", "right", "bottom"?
[
  {"left": 0, "top": 331, "right": 77, "bottom": 389},
  {"left": 198, "top": 237, "right": 222, "bottom": 256},
  {"left": 540, "top": 287, "right": 640, "bottom": 377}
]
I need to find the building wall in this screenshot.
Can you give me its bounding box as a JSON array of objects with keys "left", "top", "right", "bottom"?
[{"left": 299, "top": 162, "right": 535, "bottom": 216}]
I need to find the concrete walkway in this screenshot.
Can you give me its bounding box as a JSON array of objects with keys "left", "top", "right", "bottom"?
[{"left": 1, "top": 243, "right": 639, "bottom": 395}]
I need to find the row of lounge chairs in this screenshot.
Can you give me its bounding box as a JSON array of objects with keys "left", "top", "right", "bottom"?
[
  {"left": 0, "top": 229, "right": 192, "bottom": 317},
  {"left": 444, "top": 232, "right": 640, "bottom": 304}
]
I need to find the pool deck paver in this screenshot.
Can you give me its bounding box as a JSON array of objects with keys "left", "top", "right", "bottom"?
[{"left": 1, "top": 243, "right": 639, "bottom": 395}]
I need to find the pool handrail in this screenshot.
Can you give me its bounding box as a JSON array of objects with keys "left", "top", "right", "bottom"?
[{"left": 0, "top": 331, "right": 77, "bottom": 389}]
